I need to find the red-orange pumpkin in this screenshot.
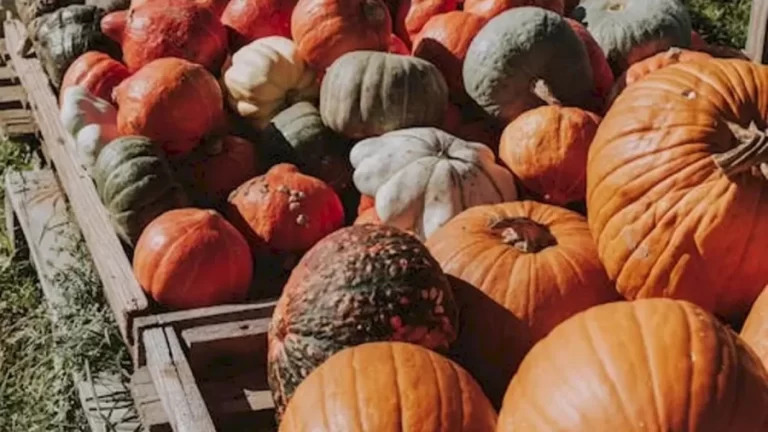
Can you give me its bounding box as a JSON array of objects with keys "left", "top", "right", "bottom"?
[
  {"left": 291, "top": 0, "right": 392, "bottom": 70},
  {"left": 425, "top": 201, "right": 617, "bottom": 406},
  {"left": 59, "top": 51, "right": 130, "bottom": 106},
  {"left": 566, "top": 17, "right": 614, "bottom": 110},
  {"left": 394, "top": 0, "right": 458, "bottom": 48},
  {"left": 113, "top": 57, "right": 225, "bottom": 156},
  {"left": 100, "top": 1, "right": 228, "bottom": 73},
  {"left": 742, "top": 287, "right": 768, "bottom": 372},
  {"left": 221, "top": 0, "right": 298, "bottom": 49},
  {"left": 387, "top": 33, "right": 410, "bottom": 54},
  {"left": 357, "top": 194, "right": 375, "bottom": 214},
  {"left": 462, "top": 0, "right": 563, "bottom": 19},
  {"left": 691, "top": 29, "right": 707, "bottom": 50},
  {"left": 133, "top": 208, "right": 253, "bottom": 309}
]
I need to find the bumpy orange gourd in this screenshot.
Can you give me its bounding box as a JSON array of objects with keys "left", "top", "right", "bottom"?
[
  {"left": 463, "top": 0, "right": 563, "bottom": 19},
  {"left": 113, "top": 58, "right": 225, "bottom": 156},
  {"left": 291, "top": 0, "right": 392, "bottom": 70},
  {"left": 280, "top": 342, "right": 497, "bottom": 432},
  {"left": 133, "top": 208, "right": 253, "bottom": 309},
  {"left": 587, "top": 59, "right": 768, "bottom": 324},
  {"left": 426, "top": 201, "right": 617, "bottom": 406},
  {"left": 393, "top": 0, "right": 458, "bottom": 47},
  {"left": 497, "top": 299, "right": 768, "bottom": 431},
  {"left": 221, "top": 0, "right": 298, "bottom": 49},
  {"left": 742, "top": 287, "right": 768, "bottom": 372},
  {"left": 59, "top": 51, "right": 130, "bottom": 106}
]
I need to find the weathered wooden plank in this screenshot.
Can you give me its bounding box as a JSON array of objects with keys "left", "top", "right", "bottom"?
[
  {"left": 143, "top": 327, "right": 218, "bottom": 432},
  {"left": 4, "top": 18, "right": 149, "bottom": 343},
  {"left": 746, "top": 0, "right": 768, "bottom": 64},
  {"left": 130, "top": 368, "right": 173, "bottom": 432},
  {"left": 180, "top": 317, "right": 271, "bottom": 371},
  {"left": 77, "top": 371, "right": 143, "bottom": 432}
]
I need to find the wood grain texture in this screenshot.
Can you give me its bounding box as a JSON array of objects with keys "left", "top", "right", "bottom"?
[{"left": 747, "top": 0, "right": 768, "bottom": 63}]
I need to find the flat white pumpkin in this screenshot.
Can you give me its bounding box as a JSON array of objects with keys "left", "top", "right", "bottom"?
[
  {"left": 59, "top": 85, "right": 119, "bottom": 175},
  {"left": 351, "top": 127, "right": 518, "bottom": 240},
  {"left": 222, "top": 36, "right": 318, "bottom": 129}
]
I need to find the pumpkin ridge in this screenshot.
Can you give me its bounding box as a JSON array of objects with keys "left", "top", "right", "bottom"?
[
  {"left": 424, "top": 349, "right": 443, "bottom": 430},
  {"left": 156, "top": 222, "right": 210, "bottom": 301},
  {"left": 677, "top": 302, "right": 696, "bottom": 430},
  {"left": 388, "top": 344, "right": 406, "bottom": 432},
  {"left": 630, "top": 306, "right": 664, "bottom": 430},
  {"left": 349, "top": 347, "right": 367, "bottom": 431},
  {"left": 445, "top": 352, "right": 465, "bottom": 428}
]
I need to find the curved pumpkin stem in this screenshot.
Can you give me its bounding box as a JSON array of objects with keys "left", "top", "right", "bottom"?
[
  {"left": 713, "top": 121, "right": 768, "bottom": 178},
  {"left": 489, "top": 217, "right": 557, "bottom": 253},
  {"left": 531, "top": 79, "right": 562, "bottom": 106},
  {"left": 664, "top": 47, "right": 684, "bottom": 61}
]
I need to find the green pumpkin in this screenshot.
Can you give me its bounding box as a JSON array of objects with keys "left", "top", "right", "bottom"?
[
  {"left": 85, "top": 0, "right": 129, "bottom": 13},
  {"left": 571, "top": 0, "right": 691, "bottom": 75},
  {"left": 463, "top": 7, "right": 593, "bottom": 123},
  {"left": 15, "top": 0, "right": 84, "bottom": 26},
  {"left": 320, "top": 51, "right": 449, "bottom": 139},
  {"left": 93, "top": 136, "right": 190, "bottom": 246}
]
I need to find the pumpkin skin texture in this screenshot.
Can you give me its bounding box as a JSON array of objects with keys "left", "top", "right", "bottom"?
[
  {"left": 387, "top": 33, "right": 410, "bottom": 54},
  {"left": 290, "top": 0, "right": 392, "bottom": 71},
  {"left": 463, "top": 7, "right": 593, "bottom": 123},
  {"left": 497, "top": 299, "right": 768, "bottom": 431},
  {"left": 222, "top": 37, "right": 319, "bottom": 130},
  {"left": 279, "top": 342, "right": 497, "bottom": 432},
  {"left": 499, "top": 103, "right": 601, "bottom": 206},
  {"left": 412, "top": 11, "right": 486, "bottom": 103},
  {"left": 425, "top": 201, "right": 616, "bottom": 407},
  {"left": 133, "top": 208, "right": 252, "bottom": 309},
  {"left": 463, "top": 0, "right": 563, "bottom": 20},
  {"left": 570, "top": 0, "right": 692, "bottom": 76},
  {"left": 351, "top": 127, "right": 518, "bottom": 240},
  {"left": 221, "top": 0, "right": 298, "bottom": 49},
  {"left": 59, "top": 51, "right": 130, "bottom": 106},
  {"left": 320, "top": 51, "right": 449, "bottom": 138},
  {"left": 92, "top": 136, "right": 190, "bottom": 246},
  {"left": 565, "top": 17, "right": 614, "bottom": 110},
  {"left": 742, "top": 287, "right": 768, "bottom": 371},
  {"left": 586, "top": 59, "right": 768, "bottom": 324},
  {"left": 100, "top": 2, "right": 228, "bottom": 73},
  {"left": 113, "top": 58, "right": 225, "bottom": 156},
  {"left": 393, "top": 0, "right": 458, "bottom": 48},
  {"left": 267, "top": 224, "right": 458, "bottom": 418}
]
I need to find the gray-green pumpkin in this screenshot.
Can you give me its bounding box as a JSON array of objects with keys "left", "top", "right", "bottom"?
[
  {"left": 570, "top": 0, "right": 691, "bottom": 76},
  {"left": 320, "top": 51, "right": 449, "bottom": 139},
  {"left": 15, "top": 0, "right": 84, "bottom": 26},
  {"left": 463, "top": 7, "right": 594, "bottom": 123},
  {"left": 93, "top": 136, "right": 190, "bottom": 246}
]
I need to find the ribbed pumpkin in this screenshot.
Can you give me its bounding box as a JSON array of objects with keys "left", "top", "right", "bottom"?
[
  {"left": 412, "top": 11, "right": 486, "bottom": 103},
  {"left": 497, "top": 299, "right": 768, "bottom": 431},
  {"left": 463, "top": 7, "right": 593, "bottom": 123},
  {"left": 570, "top": 0, "right": 692, "bottom": 75},
  {"left": 113, "top": 58, "right": 225, "bottom": 156},
  {"left": 221, "top": 0, "right": 298, "bottom": 49},
  {"left": 133, "top": 208, "right": 253, "bottom": 309},
  {"left": 587, "top": 59, "right": 768, "bottom": 324},
  {"left": 16, "top": 0, "right": 82, "bottom": 26},
  {"left": 59, "top": 51, "right": 130, "bottom": 106},
  {"left": 463, "top": 0, "right": 563, "bottom": 19},
  {"left": 498, "top": 83, "right": 601, "bottom": 206},
  {"left": 93, "top": 136, "right": 190, "bottom": 245},
  {"left": 279, "top": 342, "right": 497, "bottom": 431},
  {"left": 565, "top": 17, "right": 614, "bottom": 110},
  {"left": 742, "top": 287, "right": 768, "bottom": 371},
  {"left": 100, "top": 1, "right": 228, "bottom": 73},
  {"left": 425, "top": 201, "right": 616, "bottom": 406},
  {"left": 267, "top": 224, "right": 458, "bottom": 418},
  {"left": 320, "top": 51, "right": 448, "bottom": 138},
  {"left": 393, "top": 0, "right": 458, "bottom": 48},
  {"left": 290, "top": 0, "right": 392, "bottom": 71}
]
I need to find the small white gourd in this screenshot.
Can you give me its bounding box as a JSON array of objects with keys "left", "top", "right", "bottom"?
[{"left": 59, "top": 85, "right": 119, "bottom": 175}]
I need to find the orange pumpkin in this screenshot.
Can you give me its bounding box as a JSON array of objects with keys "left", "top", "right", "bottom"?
[
  {"left": 425, "top": 201, "right": 617, "bottom": 406},
  {"left": 279, "top": 342, "right": 497, "bottom": 432},
  {"left": 114, "top": 57, "right": 225, "bottom": 156},
  {"left": 291, "top": 0, "right": 392, "bottom": 70},
  {"left": 59, "top": 51, "right": 130, "bottom": 106},
  {"left": 565, "top": 17, "right": 614, "bottom": 110},
  {"left": 221, "top": 0, "right": 298, "bottom": 49},
  {"left": 412, "top": 11, "right": 486, "bottom": 102},
  {"left": 133, "top": 208, "right": 253, "bottom": 309},
  {"left": 741, "top": 287, "right": 768, "bottom": 371},
  {"left": 463, "top": 0, "right": 563, "bottom": 20},
  {"left": 499, "top": 86, "right": 601, "bottom": 206},
  {"left": 387, "top": 33, "right": 410, "bottom": 54},
  {"left": 587, "top": 59, "right": 768, "bottom": 324},
  {"left": 498, "top": 299, "right": 768, "bottom": 431},
  {"left": 394, "top": 0, "right": 458, "bottom": 48}
]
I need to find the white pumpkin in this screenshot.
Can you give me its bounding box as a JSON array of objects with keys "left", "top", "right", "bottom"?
[
  {"left": 222, "top": 36, "right": 318, "bottom": 129},
  {"left": 59, "top": 85, "right": 119, "bottom": 175},
  {"left": 351, "top": 127, "right": 518, "bottom": 240}
]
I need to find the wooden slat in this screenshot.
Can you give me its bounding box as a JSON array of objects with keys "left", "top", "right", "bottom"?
[
  {"left": 143, "top": 327, "right": 218, "bottom": 432},
  {"left": 180, "top": 317, "right": 271, "bottom": 371},
  {"left": 4, "top": 18, "right": 149, "bottom": 343},
  {"left": 746, "top": 0, "right": 768, "bottom": 63}
]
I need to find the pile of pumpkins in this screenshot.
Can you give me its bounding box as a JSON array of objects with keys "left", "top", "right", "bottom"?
[{"left": 36, "top": 0, "right": 768, "bottom": 428}]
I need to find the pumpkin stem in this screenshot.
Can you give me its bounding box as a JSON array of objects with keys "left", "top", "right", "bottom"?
[
  {"left": 713, "top": 121, "right": 768, "bottom": 178},
  {"left": 665, "top": 47, "right": 684, "bottom": 61},
  {"left": 490, "top": 217, "right": 557, "bottom": 253},
  {"left": 531, "top": 79, "right": 561, "bottom": 106}
]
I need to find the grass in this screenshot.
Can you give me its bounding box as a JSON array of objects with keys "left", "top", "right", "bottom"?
[{"left": 684, "top": 0, "right": 753, "bottom": 48}]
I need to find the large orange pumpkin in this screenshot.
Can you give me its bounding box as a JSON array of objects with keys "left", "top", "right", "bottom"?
[
  {"left": 587, "top": 59, "right": 768, "bottom": 324},
  {"left": 59, "top": 51, "right": 130, "bottom": 106},
  {"left": 290, "top": 0, "right": 392, "bottom": 70},
  {"left": 462, "top": 0, "right": 563, "bottom": 19},
  {"left": 113, "top": 58, "right": 225, "bottom": 156},
  {"left": 497, "top": 299, "right": 768, "bottom": 431},
  {"left": 742, "top": 287, "right": 768, "bottom": 371},
  {"left": 221, "top": 0, "right": 298, "bottom": 49},
  {"left": 279, "top": 342, "right": 497, "bottom": 432},
  {"left": 393, "top": 0, "right": 458, "bottom": 48},
  {"left": 425, "top": 201, "right": 617, "bottom": 406},
  {"left": 133, "top": 208, "right": 253, "bottom": 309}
]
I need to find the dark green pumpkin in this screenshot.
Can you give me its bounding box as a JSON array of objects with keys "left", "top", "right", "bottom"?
[
  {"left": 320, "top": 51, "right": 449, "bottom": 139},
  {"left": 463, "top": 7, "right": 593, "bottom": 123},
  {"left": 15, "top": 0, "right": 84, "bottom": 26},
  {"left": 93, "top": 135, "right": 190, "bottom": 246},
  {"left": 267, "top": 224, "right": 459, "bottom": 420},
  {"left": 571, "top": 0, "right": 691, "bottom": 75},
  {"left": 85, "top": 0, "right": 129, "bottom": 13},
  {"left": 30, "top": 4, "right": 121, "bottom": 88}
]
